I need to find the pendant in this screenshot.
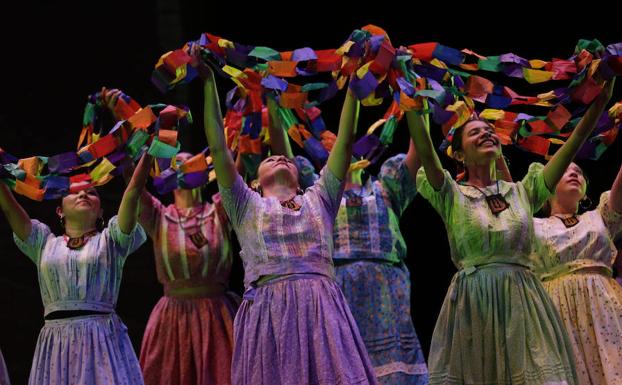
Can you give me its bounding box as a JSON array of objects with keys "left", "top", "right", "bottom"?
[
  {"left": 559, "top": 215, "right": 580, "bottom": 228},
  {"left": 67, "top": 236, "right": 87, "bottom": 249},
  {"left": 485, "top": 194, "right": 509, "bottom": 216},
  {"left": 280, "top": 198, "right": 301, "bottom": 211},
  {"left": 189, "top": 231, "right": 209, "bottom": 248},
  {"left": 65, "top": 230, "right": 97, "bottom": 249},
  {"left": 346, "top": 196, "right": 363, "bottom": 207}
]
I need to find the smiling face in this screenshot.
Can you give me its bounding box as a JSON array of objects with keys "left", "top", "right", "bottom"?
[
  {"left": 453, "top": 120, "right": 501, "bottom": 166},
  {"left": 58, "top": 187, "right": 102, "bottom": 228},
  {"left": 554, "top": 162, "right": 587, "bottom": 204},
  {"left": 257, "top": 155, "right": 299, "bottom": 191}
]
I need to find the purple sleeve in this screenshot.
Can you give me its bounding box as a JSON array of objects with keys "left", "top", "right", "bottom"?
[
  {"left": 379, "top": 154, "right": 417, "bottom": 216},
  {"left": 13, "top": 219, "right": 52, "bottom": 264},
  {"left": 218, "top": 174, "right": 260, "bottom": 229},
  {"left": 305, "top": 166, "right": 345, "bottom": 217}
]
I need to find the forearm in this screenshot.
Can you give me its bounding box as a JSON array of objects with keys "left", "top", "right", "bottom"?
[
  {"left": 544, "top": 94, "right": 609, "bottom": 189},
  {"left": 609, "top": 163, "right": 622, "bottom": 214},
  {"left": 203, "top": 73, "right": 237, "bottom": 187},
  {"left": 327, "top": 90, "right": 359, "bottom": 180},
  {"left": 0, "top": 183, "right": 31, "bottom": 240},
  {"left": 405, "top": 109, "right": 444, "bottom": 189},
  {"left": 404, "top": 112, "right": 427, "bottom": 180},
  {"left": 267, "top": 99, "right": 294, "bottom": 158},
  {"left": 118, "top": 153, "right": 152, "bottom": 234}
]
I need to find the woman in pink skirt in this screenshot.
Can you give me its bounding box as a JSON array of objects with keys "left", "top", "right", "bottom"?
[{"left": 137, "top": 151, "right": 239, "bottom": 385}]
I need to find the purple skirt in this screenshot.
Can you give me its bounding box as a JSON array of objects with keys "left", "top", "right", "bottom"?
[
  {"left": 29, "top": 313, "right": 143, "bottom": 385},
  {"left": 0, "top": 348, "right": 9, "bottom": 385},
  {"left": 232, "top": 274, "right": 379, "bottom": 385}
]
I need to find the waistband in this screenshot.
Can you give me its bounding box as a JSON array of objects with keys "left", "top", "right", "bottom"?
[
  {"left": 243, "top": 272, "right": 331, "bottom": 301},
  {"left": 449, "top": 262, "right": 531, "bottom": 302},
  {"left": 44, "top": 301, "right": 114, "bottom": 317},
  {"left": 163, "top": 279, "right": 227, "bottom": 299},
  {"left": 43, "top": 312, "right": 118, "bottom": 327},
  {"left": 541, "top": 265, "right": 613, "bottom": 282}
]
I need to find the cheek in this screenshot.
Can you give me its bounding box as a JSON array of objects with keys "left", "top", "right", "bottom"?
[{"left": 61, "top": 197, "right": 71, "bottom": 210}]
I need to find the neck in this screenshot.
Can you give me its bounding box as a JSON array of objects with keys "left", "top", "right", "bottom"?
[
  {"left": 550, "top": 197, "right": 578, "bottom": 217},
  {"left": 173, "top": 188, "right": 202, "bottom": 209},
  {"left": 263, "top": 184, "right": 297, "bottom": 202},
  {"left": 465, "top": 161, "right": 497, "bottom": 188},
  {"left": 64, "top": 219, "right": 97, "bottom": 238}
]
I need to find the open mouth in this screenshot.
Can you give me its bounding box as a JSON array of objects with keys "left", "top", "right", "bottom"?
[{"left": 479, "top": 138, "right": 497, "bottom": 147}]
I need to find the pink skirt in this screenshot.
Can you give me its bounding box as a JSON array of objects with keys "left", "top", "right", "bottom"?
[{"left": 140, "top": 292, "right": 240, "bottom": 385}]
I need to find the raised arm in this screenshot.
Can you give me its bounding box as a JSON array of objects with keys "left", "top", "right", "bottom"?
[
  {"left": 121, "top": 156, "right": 157, "bottom": 233},
  {"left": 267, "top": 97, "right": 294, "bottom": 159},
  {"left": 326, "top": 89, "right": 359, "bottom": 180},
  {"left": 609, "top": 161, "right": 622, "bottom": 214},
  {"left": 0, "top": 183, "right": 31, "bottom": 241},
  {"left": 405, "top": 101, "right": 444, "bottom": 189},
  {"left": 543, "top": 79, "right": 615, "bottom": 189},
  {"left": 403, "top": 112, "right": 425, "bottom": 181},
  {"left": 117, "top": 152, "right": 152, "bottom": 234},
  {"left": 202, "top": 66, "right": 238, "bottom": 188}
]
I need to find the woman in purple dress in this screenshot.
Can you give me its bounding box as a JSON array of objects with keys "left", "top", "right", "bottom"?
[
  {"left": 0, "top": 152, "right": 151, "bottom": 385},
  {"left": 202, "top": 62, "right": 378, "bottom": 385}
]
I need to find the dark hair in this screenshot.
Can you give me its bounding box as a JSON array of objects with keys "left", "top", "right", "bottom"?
[
  {"left": 538, "top": 163, "right": 591, "bottom": 216},
  {"left": 450, "top": 117, "right": 494, "bottom": 155},
  {"left": 450, "top": 117, "right": 493, "bottom": 181}
]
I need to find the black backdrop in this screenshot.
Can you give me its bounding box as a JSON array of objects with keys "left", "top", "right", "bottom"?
[{"left": 1, "top": 2, "right": 621, "bottom": 382}]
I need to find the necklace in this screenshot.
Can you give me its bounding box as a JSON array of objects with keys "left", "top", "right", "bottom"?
[
  {"left": 554, "top": 214, "right": 580, "bottom": 228},
  {"left": 176, "top": 205, "right": 209, "bottom": 248},
  {"left": 64, "top": 229, "right": 98, "bottom": 249},
  {"left": 466, "top": 180, "right": 509, "bottom": 216},
  {"left": 345, "top": 184, "right": 365, "bottom": 207},
  {"left": 280, "top": 195, "right": 302, "bottom": 211}
]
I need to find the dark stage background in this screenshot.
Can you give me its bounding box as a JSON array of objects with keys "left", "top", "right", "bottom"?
[{"left": 1, "top": 2, "right": 621, "bottom": 382}]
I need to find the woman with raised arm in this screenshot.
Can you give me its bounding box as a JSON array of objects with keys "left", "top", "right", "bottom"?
[
  {"left": 408, "top": 79, "right": 614, "bottom": 384},
  {"left": 202, "top": 61, "right": 378, "bottom": 385},
  {"left": 101, "top": 92, "right": 241, "bottom": 385},
  {"left": 533, "top": 156, "right": 622, "bottom": 384},
  {"left": 0, "top": 148, "right": 151, "bottom": 385},
  {"left": 266, "top": 97, "right": 428, "bottom": 385}
]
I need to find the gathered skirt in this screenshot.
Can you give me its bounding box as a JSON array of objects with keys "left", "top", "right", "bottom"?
[
  {"left": 232, "top": 274, "right": 379, "bottom": 385},
  {"left": 543, "top": 271, "right": 622, "bottom": 385},
  {"left": 139, "top": 292, "right": 240, "bottom": 385},
  {"left": 29, "top": 313, "right": 143, "bottom": 385},
  {"left": 0, "top": 349, "right": 9, "bottom": 385},
  {"left": 429, "top": 263, "right": 577, "bottom": 385},
  {"left": 335, "top": 261, "right": 428, "bottom": 385}
]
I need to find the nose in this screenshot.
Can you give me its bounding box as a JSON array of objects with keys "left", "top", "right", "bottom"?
[{"left": 77, "top": 189, "right": 89, "bottom": 199}]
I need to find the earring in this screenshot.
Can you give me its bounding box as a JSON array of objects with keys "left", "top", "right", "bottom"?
[
  {"left": 59, "top": 216, "right": 65, "bottom": 229},
  {"left": 579, "top": 195, "right": 593, "bottom": 211}
]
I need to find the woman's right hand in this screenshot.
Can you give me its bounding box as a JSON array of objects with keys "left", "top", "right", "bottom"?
[
  {"left": 101, "top": 87, "right": 123, "bottom": 120},
  {"left": 189, "top": 43, "right": 214, "bottom": 80}
]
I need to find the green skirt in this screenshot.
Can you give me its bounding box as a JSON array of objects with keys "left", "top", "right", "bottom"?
[{"left": 429, "top": 263, "right": 577, "bottom": 385}]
